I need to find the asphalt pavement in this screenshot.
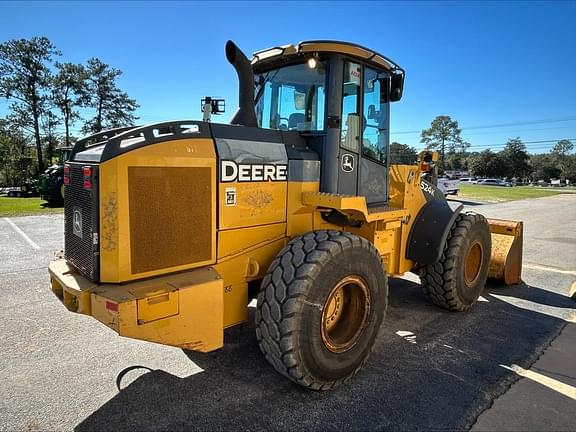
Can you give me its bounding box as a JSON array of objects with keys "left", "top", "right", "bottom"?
[{"left": 0, "top": 194, "right": 574, "bottom": 431}]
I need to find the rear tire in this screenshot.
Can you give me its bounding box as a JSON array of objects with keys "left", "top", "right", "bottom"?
[
  {"left": 255, "top": 230, "right": 388, "bottom": 390},
  {"left": 421, "top": 212, "right": 491, "bottom": 311},
  {"left": 48, "top": 178, "right": 64, "bottom": 206}
]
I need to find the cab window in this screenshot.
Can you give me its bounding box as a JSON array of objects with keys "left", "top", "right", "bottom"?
[
  {"left": 362, "top": 67, "right": 389, "bottom": 164},
  {"left": 340, "top": 61, "right": 361, "bottom": 152},
  {"left": 255, "top": 62, "right": 326, "bottom": 132}
]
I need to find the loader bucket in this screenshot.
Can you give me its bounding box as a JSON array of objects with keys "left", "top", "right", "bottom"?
[{"left": 487, "top": 218, "right": 523, "bottom": 285}]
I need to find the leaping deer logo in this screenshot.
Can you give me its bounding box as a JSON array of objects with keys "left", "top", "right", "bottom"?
[{"left": 342, "top": 154, "right": 354, "bottom": 172}]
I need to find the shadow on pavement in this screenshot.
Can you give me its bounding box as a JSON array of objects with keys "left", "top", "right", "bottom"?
[
  {"left": 40, "top": 201, "right": 63, "bottom": 209},
  {"left": 75, "top": 279, "right": 571, "bottom": 432}
]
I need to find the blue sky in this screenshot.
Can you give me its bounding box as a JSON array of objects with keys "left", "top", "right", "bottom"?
[{"left": 1, "top": 0, "right": 575, "bottom": 154}]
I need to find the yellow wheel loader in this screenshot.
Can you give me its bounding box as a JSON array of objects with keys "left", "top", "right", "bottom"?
[{"left": 49, "top": 40, "right": 523, "bottom": 390}]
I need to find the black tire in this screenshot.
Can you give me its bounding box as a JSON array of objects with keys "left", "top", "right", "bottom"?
[
  {"left": 421, "top": 212, "right": 491, "bottom": 311},
  {"left": 255, "top": 230, "right": 388, "bottom": 390},
  {"left": 49, "top": 178, "right": 64, "bottom": 206}
]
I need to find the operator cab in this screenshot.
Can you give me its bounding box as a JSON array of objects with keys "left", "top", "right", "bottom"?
[{"left": 247, "top": 41, "right": 405, "bottom": 205}]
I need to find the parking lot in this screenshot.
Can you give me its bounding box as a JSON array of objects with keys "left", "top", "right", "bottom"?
[{"left": 1, "top": 195, "right": 575, "bottom": 431}]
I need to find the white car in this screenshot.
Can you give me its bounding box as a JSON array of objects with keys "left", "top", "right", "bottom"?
[
  {"left": 459, "top": 177, "right": 476, "bottom": 183},
  {"left": 437, "top": 177, "right": 460, "bottom": 196},
  {"left": 477, "top": 178, "right": 512, "bottom": 187}
]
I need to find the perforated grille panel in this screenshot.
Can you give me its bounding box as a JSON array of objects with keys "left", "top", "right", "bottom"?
[
  {"left": 64, "top": 164, "right": 99, "bottom": 281},
  {"left": 128, "top": 166, "right": 212, "bottom": 274}
]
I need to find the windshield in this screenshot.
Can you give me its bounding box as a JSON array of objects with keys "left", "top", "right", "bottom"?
[
  {"left": 255, "top": 62, "right": 327, "bottom": 132},
  {"left": 58, "top": 148, "right": 72, "bottom": 164}
]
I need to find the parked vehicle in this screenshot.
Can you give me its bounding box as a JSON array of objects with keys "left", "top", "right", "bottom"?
[
  {"left": 37, "top": 147, "right": 72, "bottom": 206},
  {"left": 477, "top": 178, "right": 512, "bottom": 187},
  {"left": 437, "top": 176, "right": 460, "bottom": 196},
  {"left": 459, "top": 177, "right": 476, "bottom": 183},
  {"left": 5, "top": 180, "right": 39, "bottom": 197}
]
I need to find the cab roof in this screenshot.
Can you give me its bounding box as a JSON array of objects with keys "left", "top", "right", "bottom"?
[{"left": 251, "top": 40, "right": 404, "bottom": 73}]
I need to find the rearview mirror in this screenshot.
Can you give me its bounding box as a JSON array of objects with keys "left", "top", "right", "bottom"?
[{"left": 390, "top": 72, "right": 404, "bottom": 102}]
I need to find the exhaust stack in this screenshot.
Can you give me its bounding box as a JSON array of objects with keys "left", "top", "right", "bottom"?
[{"left": 226, "top": 40, "right": 258, "bottom": 128}]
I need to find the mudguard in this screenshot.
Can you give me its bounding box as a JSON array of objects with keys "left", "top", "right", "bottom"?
[{"left": 406, "top": 200, "right": 463, "bottom": 265}]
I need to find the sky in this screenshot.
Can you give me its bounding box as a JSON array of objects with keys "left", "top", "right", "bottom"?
[{"left": 1, "top": 0, "right": 575, "bottom": 154}]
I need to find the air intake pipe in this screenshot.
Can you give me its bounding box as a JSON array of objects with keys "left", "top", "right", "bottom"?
[{"left": 226, "top": 40, "right": 258, "bottom": 128}]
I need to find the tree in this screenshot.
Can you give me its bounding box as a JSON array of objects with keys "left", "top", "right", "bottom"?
[
  {"left": 0, "top": 118, "right": 31, "bottom": 185},
  {"left": 561, "top": 156, "right": 576, "bottom": 183},
  {"left": 389, "top": 142, "right": 418, "bottom": 164},
  {"left": 41, "top": 110, "right": 62, "bottom": 165},
  {"left": 551, "top": 139, "right": 574, "bottom": 175},
  {"left": 0, "top": 37, "right": 60, "bottom": 172},
  {"left": 529, "top": 154, "right": 561, "bottom": 182},
  {"left": 420, "top": 115, "right": 464, "bottom": 172},
  {"left": 82, "top": 58, "right": 138, "bottom": 134},
  {"left": 52, "top": 62, "right": 87, "bottom": 146},
  {"left": 499, "top": 137, "right": 531, "bottom": 179},
  {"left": 469, "top": 150, "right": 506, "bottom": 178}
]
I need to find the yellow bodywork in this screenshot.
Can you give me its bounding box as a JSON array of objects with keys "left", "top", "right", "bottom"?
[
  {"left": 487, "top": 218, "right": 523, "bottom": 285},
  {"left": 49, "top": 137, "right": 523, "bottom": 352},
  {"left": 98, "top": 138, "right": 217, "bottom": 282}
]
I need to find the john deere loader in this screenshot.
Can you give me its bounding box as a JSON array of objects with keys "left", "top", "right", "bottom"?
[{"left": 48, "top": 40, "right": 523, "bottom": 390}]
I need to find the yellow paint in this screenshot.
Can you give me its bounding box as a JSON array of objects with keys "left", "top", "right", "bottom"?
[
  {"left": 137, "top": 291, "right": 179, "bottom": 324},
  {"left": 99, "top": 138, "right": 217, "bottom": 283},
  {"left": 286, "top": 181, "right": 318, "bottom": 238},
  {"left": 254, "top": 41, "right": 395, "bottom": 71},
  {"left": 49, "top": 259, "right": 95, "bottom": 315},
  {"left": 218, "top": 223, "right": 286, "bottom": 259},
  {"left": 50, "top": 259, "right": 224, "bottom": 352},
  {"left": 487, "top": 218, "right": 523, "bottom": 284},
  {"left": 215, "top": 238, "right": 287, "bottom": 328},
  {"left": 219, "top": 181, "right": 286, "bottom": 229}
]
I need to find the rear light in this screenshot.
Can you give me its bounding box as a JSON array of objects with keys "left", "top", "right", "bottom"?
[
  {"left": 83, "top": 166, "right": 92, "bottom": 190},
  {"left": 106, "top": 301, "right": 118, "bottom": 312},
  {"left": 64, "top": 164, "right": 70, "bottom": 185}
]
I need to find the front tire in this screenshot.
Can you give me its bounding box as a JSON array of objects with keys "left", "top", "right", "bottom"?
[
  {"left": 421, "top": 212, "right": 491, "bottom": 311},
  {"left": 255, "top": 230, "right": 388, "bottom": 390}
]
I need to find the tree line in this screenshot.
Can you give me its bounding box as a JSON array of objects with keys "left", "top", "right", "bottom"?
[
  {"left": 0, "top": 36, "right": 138, "bottom": 185},
  {"left": 390, "top": 115, "right": 575, "bottom": 183}
]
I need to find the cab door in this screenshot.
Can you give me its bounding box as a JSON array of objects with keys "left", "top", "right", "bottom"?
[
  {"left": 358, "top": 66, "right": 390, "bottom": 205},
  {"left": 338, "top": 62, "right": 390, "bottom": 205}
]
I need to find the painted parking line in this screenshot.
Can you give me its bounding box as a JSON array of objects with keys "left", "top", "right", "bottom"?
[
  {"left": 4, "top": 218, "right": 41, "bottom": 250},
  {"left": 500, "top": 364, "right": 576, "bottom": 401},
  {"left": 523, "top": 263, "right": 576, "bottom": 276}
]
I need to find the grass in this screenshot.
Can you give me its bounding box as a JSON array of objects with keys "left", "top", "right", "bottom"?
[
  {"left": 458, "top": 184, "right": 570, "bottom": 202},
  {"left": 0, "top": 196, "right": 64, "bottom": 217}
]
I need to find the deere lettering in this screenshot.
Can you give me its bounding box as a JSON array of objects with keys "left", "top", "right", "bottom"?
[{"left": 221, "top": 160, "right": 288, "bottom": 182}]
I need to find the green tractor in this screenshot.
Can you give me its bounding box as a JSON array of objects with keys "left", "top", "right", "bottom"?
[{"left": 37, "top": 147, "right": 72, "bottom": 206}]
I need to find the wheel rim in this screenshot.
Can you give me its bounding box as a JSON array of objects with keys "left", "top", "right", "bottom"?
[
  {"left": 321, "top": 275, "right": 371, "bottom": 353},
  {"left": 465, "top": 241, "right": 483, "bottom": 285}
]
